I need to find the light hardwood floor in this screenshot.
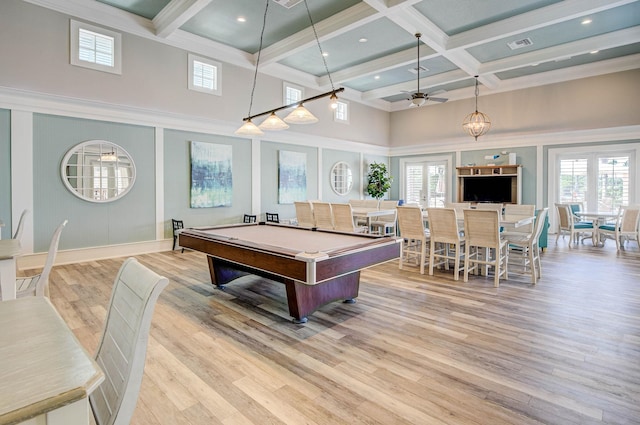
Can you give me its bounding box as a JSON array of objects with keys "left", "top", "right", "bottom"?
[{"left": 38, "top": 238, "right": 640, "bottom": 425}]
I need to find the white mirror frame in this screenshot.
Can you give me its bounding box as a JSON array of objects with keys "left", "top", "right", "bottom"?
[
  {"left": 61, "top": 140, "right": 136, "bottom": 203},
  {"left": 330, "top": 161, "right": 353, "bottom": 196}
]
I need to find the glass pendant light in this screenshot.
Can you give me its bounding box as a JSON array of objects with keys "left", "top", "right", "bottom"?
[
  {"left": 235, "top": 119, "right": 264, "bottom": 136},
  {"left": 258, "top": 112, "right": 289, "bottom": 130},
  {"left": 284, "top": 104, "right": 318, "bottom": 124}
]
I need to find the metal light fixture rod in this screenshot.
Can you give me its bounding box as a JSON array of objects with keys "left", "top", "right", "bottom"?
[{"left": 241, "top": 87, "right": 345, "bottom": 122}]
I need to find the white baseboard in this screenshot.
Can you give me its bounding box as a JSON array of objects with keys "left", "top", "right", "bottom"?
[{"left": 17, "top": 239, "right": 175, "bottom": 270}]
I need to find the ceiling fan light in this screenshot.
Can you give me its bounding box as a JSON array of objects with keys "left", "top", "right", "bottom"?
[
  {"left": 235, "top": 119, "right": 264, "bottom": 136},
  {"left": 258, "top": 112, "right": 289, "bottom": 130},
  {"left": 462, "top": 111, "right": 491, "bottom": 140},
  {"left": 411, "top": 97, "right": 425, "bottom": 107},
  {"left": 284, "top": 104, "right": 318, "bottom": 124}
]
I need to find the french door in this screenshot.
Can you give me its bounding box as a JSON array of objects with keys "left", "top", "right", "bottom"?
[{"left": 400, "top": 157, "right": 451, "bottom": 208}]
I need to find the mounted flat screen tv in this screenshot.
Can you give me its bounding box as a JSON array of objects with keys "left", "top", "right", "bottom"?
[{"left": 462, "top": 176, "right": 514, "bottom": 203}]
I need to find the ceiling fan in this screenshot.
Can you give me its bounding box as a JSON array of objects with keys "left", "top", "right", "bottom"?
[{"left": 409, "top": 33, "right": 448, "bottom": 107}]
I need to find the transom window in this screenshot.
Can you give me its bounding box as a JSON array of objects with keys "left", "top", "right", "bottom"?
[
  {"left": 283, "top": 83, "right": 303, "bottom": 106},
  {"left": 70, "top": 20, "right": 121, "bottom": 74},
  {"left": 334, "top": 101, "right": 349, "bottom": 123},
  {"left": 188, "top": 54, "right": 221, "bottom": 96}
]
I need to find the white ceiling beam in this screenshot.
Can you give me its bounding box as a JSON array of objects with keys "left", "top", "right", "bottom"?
[
  {"left": 362, "top": 69, "right": 469, "bottom": 100},
  {"left": 318, "top": 47, "right": 439, "bottom": 86},
  {"left": 258, "top": 3, "right": 378, "bottom": 66},
  {"left": 447, "top": 0, "right": 638, "bottom": 50},
  {"left": 478, "top": 27, "right": 640, "bottom": 75},
  {"left": 153, "top": 0, "right": 212, "bottom": 38}
]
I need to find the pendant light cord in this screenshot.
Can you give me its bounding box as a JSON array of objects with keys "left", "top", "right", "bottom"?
[
  {"left": 304, "top": 0, "right": 335, "bottom": 91},
  {"left": 416, "top": 33, "right": 421, "bottom": 93},
  {"left": 474, "top": 76, "right": 479, "bottom": 112},
  {"left": 247, "top": 0, "right": 270, "bottom": 117}
]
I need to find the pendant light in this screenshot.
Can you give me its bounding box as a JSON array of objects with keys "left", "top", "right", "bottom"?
[
  {"left": 462, "top": 76, "right": 491, "bottom": 140},
  {"left": 235, "top": 0, "right": 342, "bottom": 134}
]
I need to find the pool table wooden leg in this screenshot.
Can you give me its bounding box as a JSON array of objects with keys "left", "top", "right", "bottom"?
[
  {"left": 207, "top": 256, "right": 250, "bottom": 288},
  {"left": 284, "top": 272, "right": 360, "bottom": 323}
]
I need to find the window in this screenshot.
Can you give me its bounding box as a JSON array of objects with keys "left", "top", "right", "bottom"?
[
  {"left": 188, "top": 54, "right": 221, "bottom": 96},
  {"left": 557, "top": 151, "right": 633, "bottom": 213},
  {"left": 283, "top": 82, "right": 303, "bottom": 106},
  {"left": 334, "top": 101, "right": 349, "bottom": 123},
  {"left": 400, "top": 157, "right": 450, "bottom": 207},
  {"left": 70, "top": 20, "right": 121, "bottom": 74}
]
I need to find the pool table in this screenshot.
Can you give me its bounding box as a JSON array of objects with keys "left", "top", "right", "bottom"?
[{"left": 178, "top": 222, "right": 401, "bottom": 323}]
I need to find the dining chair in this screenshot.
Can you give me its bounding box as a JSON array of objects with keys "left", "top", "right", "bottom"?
[
  {"left": 312, "top": 201, "right": 334, "bottom": 230},
  {"left": 463, "top": 209, "right": 509, "bottom": 287},
  {"left": 265, "top": 212, "right": 280, "bottom": 223},
  {"left": 90, "top": 258, "right": 168, "bottom": 425},
  {"left": 427, "top": 208, "right": 465, "bottom": 281},
  {"left": 171, "top": 219, "right": 184, "bottom": 253},
  {"left": 598, "top": 205, "right": 640, "bottom": 250},
  {"left": 555, "top": 203, "right": 594, "bottom": 247},
  {"left": 397, "top": 206, "right": 431, "bottom": 274},
  {"left": 475, "top": 202, "right": 504, "bottom": 212},
  {"left": 1, "top": 220, "right": 67, "bottom": 300},
  {"left": 444, "top": 202, "right": 471, "bottom": 220},
  {"left": 12, "top": 209, "right": 30, "bottom": 243},
  {"left": 243, "top": 214, "right": 257, "bottom": 223},
  {"left": 331, "top": 203, "right": 366, "bottom": 233},
  {"left": 294, "top": 201, "right": 315, "bottom": 228},
  {"left": 502, "top": 204, "right": 536, "bottom": 236},
  {"left": 504, "top": 208, "right": 548, "bottom": 284},
  {"left": 370, "top": 200, "right": 398, "bottom": 235}
]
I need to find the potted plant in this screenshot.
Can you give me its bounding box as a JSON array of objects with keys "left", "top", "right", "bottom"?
[{"left": 366, "top": 162, "right": 393, "bottom": 200}]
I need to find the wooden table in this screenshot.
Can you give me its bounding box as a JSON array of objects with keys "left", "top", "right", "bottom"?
[
  {"left": 0, "top": 297, "right": 104, "bottom": 425},
  {"left": 0, "top": 239, "right": 21, "bottom": 301},
  {"left": 575, "top": 211, "right": 619, "bottom": 245},
  {"left": 351, "top": 207, "right": 396, "bottom": 232},
  {"left": 179, "top": 222, "right": 401, "bottom": 323}
]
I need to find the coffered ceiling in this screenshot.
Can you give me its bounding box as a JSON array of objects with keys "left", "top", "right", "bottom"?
[{"left": 24, "top": 0, "right": 640, "bottom": 111}]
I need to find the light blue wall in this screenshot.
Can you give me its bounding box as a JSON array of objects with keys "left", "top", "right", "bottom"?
[
  {"left": 260, "top": 141, "right": 319, "bottom": 221},
  {"left": 461, "top": 147, "right": 537, "bottom": 205},
  {"left": 0, "top": 109, "right": 10, "bottom": 239},
  {"left": 322, "top": 149, "right": 360, "bottom": 202},
  {"left": 33, "top": 114, "right": 156, "bottom": 251},
  {"left": 163, "top": 129, "right": 252, "bottom": 236}
]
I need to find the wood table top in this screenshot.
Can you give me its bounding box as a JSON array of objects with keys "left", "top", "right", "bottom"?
[
  {"left": 0, "top": 239, "right": 21, "bottom": 260},
  {"left": 0, "top": 297, "right": 104, "bottom": 425}
]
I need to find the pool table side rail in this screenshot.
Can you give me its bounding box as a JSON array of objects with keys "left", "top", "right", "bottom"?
[{"left": 179, "top": 228, "right": 402, "bottom": 285}]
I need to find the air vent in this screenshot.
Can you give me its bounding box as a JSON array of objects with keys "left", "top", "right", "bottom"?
[
  {"left": 409, "top": 66, "right": 429, "bottom": 75},
  {"left": 272, "top": 0, "right": 303, "bottom": 8},
  {"left": 507, "top": 38, "right": 533, "bottom": 50}
]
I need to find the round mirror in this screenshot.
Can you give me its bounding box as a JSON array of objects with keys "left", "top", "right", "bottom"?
[
  {"left": 61, "top": 140, "right": 136, "bottom": 203},
  {"left": 330, "top": 161, "right": 353, "bottom": 196}
]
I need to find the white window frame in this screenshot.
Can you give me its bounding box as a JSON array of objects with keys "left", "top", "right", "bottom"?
[
  {"left": 399, "top": 155, "right": 452, "bottom": 206},
  {"left": 548, "top": 142, "right": 639, "bottom": 232},
  {"left": 334, "top": 100, "right": 350, "bottom": 124},
  {"left": 70, "top": 20, "right": 121, "bottom": 75},
  {"left": 188, "top": 54, "right": 222, "bottom": 96},
  {"left": 283, "top": 82, "right": 304, "bottom": 107}
]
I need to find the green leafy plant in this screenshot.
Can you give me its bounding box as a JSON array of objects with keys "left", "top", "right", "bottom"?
[{"left": 366, "top": 162, "right": 393, "bottom": 200}]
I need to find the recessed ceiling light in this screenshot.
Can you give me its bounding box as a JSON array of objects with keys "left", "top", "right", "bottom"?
[
  {"left": 322, "top": 52, "right": 329, "bottom": 57},
  {"left": 374, "top": 75, "right": 380, "bottom": 80},
  {"left": 582, "top": 18, "right": 592, "bottom": 25},
  {"left": 237, "top": 16, "right": 246, "bottom": 23},
  {"left": 359, "top": 37, "right": 368, "bottom": 43},
  {"left": 590, "top": 50, "right": 599, "bottom": 54}
]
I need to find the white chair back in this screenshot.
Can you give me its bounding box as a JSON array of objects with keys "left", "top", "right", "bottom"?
[
  {"left": 332, "top": 203, "right": 360, "bottom": 233},
  {"left": 294, "top": 201, "right": 315, "bottom": 228},
  {"left": 90, "top": 258, "right": 168, "bottom": 425},
  {"left": 13, "top": 209, "right": 30, "bottom": 242},
  {"left": 312, "top": 201, "right": 334, "bottom": 230}
]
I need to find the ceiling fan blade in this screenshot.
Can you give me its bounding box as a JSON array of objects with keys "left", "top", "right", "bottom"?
[{"left": 428, "top": 97, "right": 448, "bottom": 103}]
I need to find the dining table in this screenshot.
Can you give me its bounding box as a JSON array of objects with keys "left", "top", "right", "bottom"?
[
  {"left": 0, "top": 297, "right": 104, "bottom": 425},
  {"left": 575, "top": 211, "right": 619, "bottom": 246},
  {"left": 0, "top": 238, "right": 21, "bottom": 301},
  {"left": 421, "top": 210, "right": 535, "bottom": 229},
  {"left": 351, "top": 207, "right": 397, "bottom": 232}
]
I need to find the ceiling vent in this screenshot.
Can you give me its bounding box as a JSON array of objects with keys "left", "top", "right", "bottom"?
[
  {"left": 507, "top": 38, "right": 533, "bottom": 50},
  {"left": 409, "top": 65, "right": 429, "bottom": 74},
  {"left": 272, "top": 0, "right": 303, "bottom": 8}
]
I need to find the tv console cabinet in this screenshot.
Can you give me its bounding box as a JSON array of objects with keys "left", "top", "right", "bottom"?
[{"left": 457, "top": 164, "right": 522, "bottom": 204}]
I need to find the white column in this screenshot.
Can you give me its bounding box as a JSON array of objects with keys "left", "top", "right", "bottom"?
[
  {"left": 155, "top": 127, "right": 164, "bottom": 241},
  {"left": 11, "top": 110, "right": 33, "bottom": 254}
]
